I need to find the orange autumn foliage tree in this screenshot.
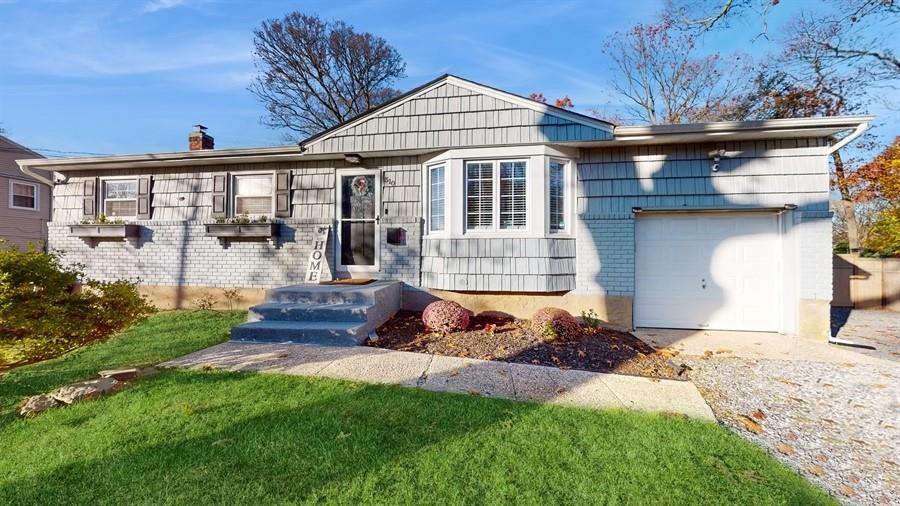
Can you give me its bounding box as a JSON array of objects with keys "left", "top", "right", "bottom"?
[{"left": 851, "top": 138, "right": 900, "bottom": 256}]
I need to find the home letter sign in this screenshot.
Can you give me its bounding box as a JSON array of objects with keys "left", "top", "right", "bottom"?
[{"left": 305, "top": 226, "right": 330, "bottom": 283}]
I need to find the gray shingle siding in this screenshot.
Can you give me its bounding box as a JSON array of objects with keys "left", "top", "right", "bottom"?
[
  {"left": 304, "top": 83, "right": 612, "bottom": 155},
  {"left": 420, "top": 238, "right": 576, "bottom": 292},
  {"left": 577, "top": 138, "right": 830, "bottom": 215}
]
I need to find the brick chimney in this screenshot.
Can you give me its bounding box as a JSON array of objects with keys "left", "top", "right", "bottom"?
[{"left": 188, "top": 124, "right": 214, "bottom": 150}]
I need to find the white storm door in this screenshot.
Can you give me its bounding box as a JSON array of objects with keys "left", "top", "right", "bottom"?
[{"left": 335, "top": 170, "right": 380, "bottom": 275}]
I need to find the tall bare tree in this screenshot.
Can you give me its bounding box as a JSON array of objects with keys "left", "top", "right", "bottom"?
[
  {"left": 669, "top": 0, "right": 899, "bottom": 251},
  {"left": 249, "top": 13, "right": 406, "bottom": 137},
  {"left": 603, "top": 19, "right": 749, "bottom": 124}
]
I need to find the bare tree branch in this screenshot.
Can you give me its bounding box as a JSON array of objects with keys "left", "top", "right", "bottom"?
[{"left": 248, "top": 13, "right": 406, "bottom": 137}]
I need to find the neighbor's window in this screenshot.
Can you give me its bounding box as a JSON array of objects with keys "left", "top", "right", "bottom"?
[
  {"left": 549, "top": 159, "right": 566, "bottom": 232},
  {"left": 499, "top": 161, "right": 526, "bottom": 229},
  {"left": 429, "top": 165, "right": 445, "bottom": 232},
  {"left": 103, "top": 179, "right": 137, "bottom": 217},
  {"left": 233, "top": 174, "right": 272, "bottom": 215},
  {"left": 10, "top": 181, "right": 38, "bottom": 210},
  {"left": 466, "top": 162, "right": 494, "bottom": 230}
]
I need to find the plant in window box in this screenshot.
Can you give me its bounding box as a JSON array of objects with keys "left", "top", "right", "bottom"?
[
  {"left": 70, "top": 214, "right": 140, "bottom": 240},
  {"left": 204, "top": 213, "right": 279, "bottom": 241}
]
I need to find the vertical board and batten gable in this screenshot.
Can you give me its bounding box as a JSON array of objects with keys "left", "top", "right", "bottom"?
[
  {"left": 302, "top": 80, "right": 613, "bottom": 155},
  {"left": 576, "top": 138, "right": 831, "bottom": 215}
]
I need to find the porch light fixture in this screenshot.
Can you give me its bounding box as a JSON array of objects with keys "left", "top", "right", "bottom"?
[
  {"left": 344, "top": 153, "right": 363, "bottom": 164},
  {"left": 709, "top": 149, "right": 726, "bottom": 172}
]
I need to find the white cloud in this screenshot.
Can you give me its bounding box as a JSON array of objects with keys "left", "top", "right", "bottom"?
[{"left": 141, "top": 0, "right": 188, "bottom": 14}]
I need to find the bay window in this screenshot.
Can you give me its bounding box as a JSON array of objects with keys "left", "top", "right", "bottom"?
[
  {"left": 103, "top": 179, "right": 137, "bottom": 217},
  {"left": 233, "top": 174, "right": 273, "bottom": 216},
  {"left": 549, "top": 159, "right": 567, "bottom": 232},
  {"left": 429, "top": 165, "right": 446, "bottom": 232}
]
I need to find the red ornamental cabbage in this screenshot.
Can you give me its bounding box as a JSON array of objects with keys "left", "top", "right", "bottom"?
[
  {"left": 531, "top": 307, "right": 581, "bottom": 340},
  {"left": 422, "top": 300, "right": 470, "bottom": 332}
]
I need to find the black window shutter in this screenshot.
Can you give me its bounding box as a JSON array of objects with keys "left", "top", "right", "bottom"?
[
  {"left": 274, "top": 170, "right": 291, "bottom": 217},
  {"left": 136, "top": 176, "right": 152, "bottom": 220},
  {"left": 211, "top": 172, "right": 228, "bottom": 218},
  {"left": 82, "top": 178, "right": 97, "bottom": 219}
]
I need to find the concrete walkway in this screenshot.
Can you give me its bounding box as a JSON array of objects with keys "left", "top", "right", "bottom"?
[{"left": 162, "top": 341, "right": 715, "bottom": 421}]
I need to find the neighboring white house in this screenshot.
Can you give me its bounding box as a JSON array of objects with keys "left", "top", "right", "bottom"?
[{"left": 16, "top": 75, "right": 873, "bottom": 340}]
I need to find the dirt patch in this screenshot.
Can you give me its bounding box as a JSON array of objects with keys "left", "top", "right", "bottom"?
[{"left": 368, "top": 311, "right": 687, "bottom": 380}]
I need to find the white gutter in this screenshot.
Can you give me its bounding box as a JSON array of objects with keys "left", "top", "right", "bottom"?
[
  {"left": 826, "top": 120, "right": 869, "bottom": 154},
  {"left": 16, "top": 161, "right": 55, "bottom": 187}
]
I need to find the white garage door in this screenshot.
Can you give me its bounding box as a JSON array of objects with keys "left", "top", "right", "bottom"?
[{"left": 634, "top": 213, "right": 782, "bottom": 332}]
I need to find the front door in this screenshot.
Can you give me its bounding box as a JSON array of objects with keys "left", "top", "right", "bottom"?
[{"left": 335, "top": 169, "right": 380, "bottom": 275}]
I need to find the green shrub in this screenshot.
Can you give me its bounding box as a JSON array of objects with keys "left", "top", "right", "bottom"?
[
  {"left": 0, "top": 242, "right": 155, "bottom": 366},
  {"left": 580, "top": 309, "right": 603, "bottom": 330}
]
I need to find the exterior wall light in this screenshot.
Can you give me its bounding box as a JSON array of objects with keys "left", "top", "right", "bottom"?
[{"left": 709, "top": 149, "right": 726, "bottom": 172}]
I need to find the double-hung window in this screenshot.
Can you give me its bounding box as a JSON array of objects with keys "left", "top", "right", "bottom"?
[
  {"left": 548, "top": 159, "right": 567, "bottom": 232},
  {"left": 9, "top": 180, "right": 38, "bottom": 210},
  {"left": 103, "top": 179, "right": 137, "bottom": 217},
  {"left": 465, "top": 160, "right": 527, "bottom": 232},
  {"left": 428, "top": 165, "right": 445, "bottom": 232},
  {"left": 233, "top": 174, "right": 273, "bottom": 216},
  {"left": 499, "top": 161, "right": 526, "bottom": 229}
]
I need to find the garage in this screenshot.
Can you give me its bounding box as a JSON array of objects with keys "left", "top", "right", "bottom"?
[{"left": 634, "top": 213, "right": 783, "bottom": 332}]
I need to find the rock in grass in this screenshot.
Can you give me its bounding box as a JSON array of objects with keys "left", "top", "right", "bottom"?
[
  {"left": 51, "top": 378, "right": 121, "bottom": 405},
  {"left": 19, "top": 394, "right": 60, "bottom": 417},
  {"left": 98, "top": 368, "right": 140, "bottom": 381}
]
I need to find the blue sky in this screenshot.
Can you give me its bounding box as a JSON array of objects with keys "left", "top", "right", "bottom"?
[{"left": 0, "top": 0, "right": 895, "bottom": 156}]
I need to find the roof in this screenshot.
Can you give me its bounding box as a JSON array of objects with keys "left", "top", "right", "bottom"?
[
  {"left": 12, "top": 73, "right": 873, "bottom": 172},
  {"left": 0, "top": 135, "right": 47, "bottom": 182}
]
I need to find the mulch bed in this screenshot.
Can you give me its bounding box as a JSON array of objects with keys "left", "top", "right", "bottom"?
[{"left": 367, "top": 311, "right": 688, "bottom": 380}]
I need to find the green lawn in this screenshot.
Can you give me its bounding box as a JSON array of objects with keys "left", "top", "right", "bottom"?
[{"left": 0, "top": 311, "right": 834, "bottom": 505}]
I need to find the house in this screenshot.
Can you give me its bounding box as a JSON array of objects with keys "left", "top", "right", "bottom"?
[
  {"left": 1, "top": 135, "right": 49, "bottom": 249},
  {"left": 16, "top": 75, "right": 872, "bottom": 340}
]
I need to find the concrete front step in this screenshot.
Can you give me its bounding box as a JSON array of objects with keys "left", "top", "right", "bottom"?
[
  {"left": 230, "top": 320, "right": 368, "bottom": 346},
  {"left": 266, "top": 283, "right": 388, "bottom": 305},
  {"left": 248, "top": 302, "right": 369, "bottom": 323},
  {"left": 230, "top": 281, "right": 402, "bottom": 345}
]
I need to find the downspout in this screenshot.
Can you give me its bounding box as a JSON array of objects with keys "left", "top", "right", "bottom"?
[
  {"left": 824, "top": 120, "right": 876, "bottom": 349},
  {"left": 16, "top": 160, "right": 56, "bottom": 187},
  {"left": 825, "top": 121, "right": 869, "bottom": 155}
]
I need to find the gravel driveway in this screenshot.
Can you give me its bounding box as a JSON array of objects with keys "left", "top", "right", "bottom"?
[{"left": 677, "top": 309, "right": 899, "bottom": 505}]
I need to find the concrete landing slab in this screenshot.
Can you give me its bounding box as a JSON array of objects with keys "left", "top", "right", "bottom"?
[{"left": 162, "top": 341, "right": 715, "bottom": 421}]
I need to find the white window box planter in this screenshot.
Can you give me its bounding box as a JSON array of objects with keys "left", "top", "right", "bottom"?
[{"left": 69, "top": 224, "right": 141, "bottom": 240}]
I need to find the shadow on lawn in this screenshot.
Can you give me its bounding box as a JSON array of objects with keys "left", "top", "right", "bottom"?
[{"left": 0, "top": 370, "right": 538, "bottom": 504}]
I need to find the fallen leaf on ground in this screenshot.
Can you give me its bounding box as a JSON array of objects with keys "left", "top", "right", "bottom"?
[
  {"left": 838, "top": 484, "right": 856, "bottom": 497},
  {"left": 750, "top": 409, "right": 767, "bottom": 421},
  {"left": 807, "top": 464, "right": 826, "bottom": 476},
  {"left": 784, "top": 432, "right": 798, "bottom": 441},
  {"left": 336, "top": 431, "right": 351, "bottom": 440},
  {"left": 738, "top": 416, "right": 764, "bottom": 434},
  {"left": 715, "top": 348, "right": 731, "bottom": 354},
  {"left": 816, "top": 454, "right": 829, "bottom": 463},
  {"left": 466, "top": 389, "right": 481, "bottom": 396},
  {"left": 775, "top": 443, "right": 795, "bottom": 455}
]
